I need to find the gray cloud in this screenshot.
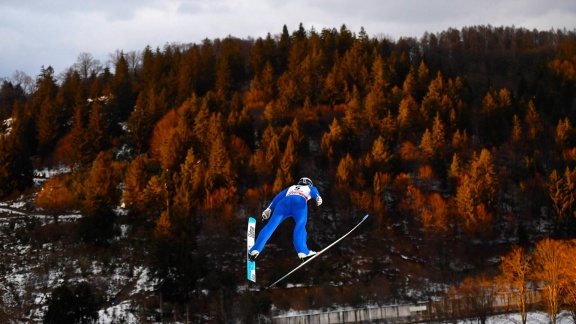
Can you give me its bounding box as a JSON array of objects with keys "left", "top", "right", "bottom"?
[{"left": 1, "top": 0, "right": 575, "bottom": 78}]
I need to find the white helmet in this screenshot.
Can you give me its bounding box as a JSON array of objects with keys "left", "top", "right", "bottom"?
[{"left": 298, "top": 177, "right": 313, "bottom": 186}]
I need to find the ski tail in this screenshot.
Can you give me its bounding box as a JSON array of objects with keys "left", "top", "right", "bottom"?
[
  {"left": 268, "top": 214, "right": 369, "bottom": 288},
  {"left": 247, "top": 217, "right": 257, "bottom": 282}
]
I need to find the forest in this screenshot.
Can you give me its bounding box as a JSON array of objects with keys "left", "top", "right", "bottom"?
[{"left": 1, "top": 23, "right": 576, "bottom": 323}]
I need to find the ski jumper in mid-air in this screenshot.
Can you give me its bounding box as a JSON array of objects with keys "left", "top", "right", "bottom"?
[{"left": 249, "top": 177, "right": 322, "bottom": 261}]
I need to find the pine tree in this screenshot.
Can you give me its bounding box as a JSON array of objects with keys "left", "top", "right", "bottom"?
[
  {"left": 451, "top": 129, "right": 470, "bottom": 155},
  {"left": 84, "top": 151, "right": 120, "bottom": 210},
  {"left": 0, "top": 105, "right": 34, "bottom": 197},
  {"left": 365, "top": 57, "right": 388, "bottom": 128},
  {"left": 277, "top": 25, "right": 292, "bottom": 74},
  {"left": 32, "top": 66, "right": 59, "bottom": 156},
  {"left": 245, "top": 61, "right": 276, "bottom": 109},
  {"left": 397, "top": 94, "right": 419, "bottom": 137},
  {"left": 511, "top": 114, "right": 523, "bottom": 147},
  {"left": 128, "top": 89, "right": 156, "bottom": 154},
  {"left": 431, "top": 112, "right": 446, "bottom": 156},
  {"left": 416, "top": 60, "right": 430, "bottom": 100},
  {"left": 192, "top": 99, "right": 211, "bottom": 156},
  {"left": 365, "top": 136, "right": 393, "bottom": 173},
  {"left": 110, "top": 52, "right": 134, "bottom": 121},
  {"left": 171, "top": 148, "right": 202, "bottom": 233},
  {"left": 548, "top": 167, "right": 576, "bottom": 232},
  {"left": 0, "top": 81, "right": 26, "bottom": 119},
  {"left": 402, "top": 65, "right": 418, "bottom": 98},
  {"left": 198, "top": 39, "right": 216, "bottom": 95},
  {"left": 273, "top": 135, "right": 297, "bottom": 192},
  {"left": 420, "top": 71, "right": 443, "bottom": 123},
  {"left": 85, "top": 99, "right": 110, "bottom": 157},
  {"left": 455, "top": 174, "right": 479, "bottom": 234},
  {"left": 35, "top": 175, "right": 77, "bottom": 224},
  {"left": 342, "top": 87, "right": 363, "bottom": 136},
  {"left": 36, "top": 97, "right": 63, "bottom": 157},
  {"left": 447, "top": 153, "right": 461, "bottom": 192},
  {"left": 321, "top": 118, "right": 345, "bottom": 160},
  {"left": 122, "top": 154, "right": 151, "bottom": 215},
  {"left": 321, "top": 56, "right": 348, "bottom": 106},
  {"left": 470, "top": 149, "right": 498, "bottom": 209},
  {"left": 554, "top": 117, "right": 573, "bottom": 152},
  {"left": 524, "top": 100, "right": 543, "bottom": 146},
  {"left": 336, "top": 154, "right": 355, "bottom": 186},
  {"left": 205, "top": 121, "right": 235, "bottom": 194},
  {"left": 177, "top": 44, "right": 200, "bottom": 103},
  {"left": 79, "top": 150, "right": 119, "bottom": 245},
  {"left": 66, "top": 101, "right": 93, "bottom": 167},
  {"left": 215, "top": 56, "right": 232, "bottom": 101},
  {"left": 419, "top": 128, "right": 435, "bottom": 160}
]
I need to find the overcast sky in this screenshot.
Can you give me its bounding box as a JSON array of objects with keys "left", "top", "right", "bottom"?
[{"left": 1, "top": 0, "right": 576, "bottom": 79}]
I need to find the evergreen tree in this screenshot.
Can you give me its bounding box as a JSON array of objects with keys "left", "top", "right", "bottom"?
[
  {"left": 365, "top": 136, "right": 393, "bottom": 173},
  {"left": 31, "top": 66, "right": 59, "bottom": 156},
  {"left": 419, "top": 128, "right": 435, "bottom": 161},
  {"left": 273, "top": 135, "right": 297, "bottom": 192},
  {"left": 321, "top": 118, "right": 345, "bottom": 160},
  {"left": 43, "top": 283, "right": 99, "bottom": 324},
  {"left": 277, "top": 25, "right": 292, "bottom": 74},
  {"left": 110, "top": 52, "right": 135, "bottom": 121},
  {"left": 0, "top": 104, "right": 34, "bottom": 197},
  {"left": 397, "top": 94, "right": 420, "bottom": 139},
  {"left": 0, "top": 81, "right": 26, "bottom": 119},
  {"left": 205, "top": 117, "right": 235, "bottom": 193},
  {"left": 122, "top": 154, "right": 152, "bottom": 216},
  {"left": 198, "top": 39, "right": 216, "bottom": 95},
  {"left": 79, "top": 150, "right": 119, "bottom": 245},
  {"left": 36, "top": 97, "right": 63, "bottom": 157}
]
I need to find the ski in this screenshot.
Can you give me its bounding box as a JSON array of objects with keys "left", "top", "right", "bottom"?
[
  {"left": 247, "top": 217, "right": 257, "bottom": 282},
  {"left": 268, "top": 214, "right": 369, "bottom": 288}
]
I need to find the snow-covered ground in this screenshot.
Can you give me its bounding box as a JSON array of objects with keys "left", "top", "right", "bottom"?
[
  {"left": 467, "top": 311, "right": 573, "bottom": 324},
  {"left": 1, "top": 168, "right": 575, "bottom": 323},
  {"left": 98, "top": 301, "right": 138, "bottom": 324}
]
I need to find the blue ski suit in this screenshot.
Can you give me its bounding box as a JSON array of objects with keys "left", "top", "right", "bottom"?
[{"left": 250, "top": 184, "right": 322, "bottom": 256}]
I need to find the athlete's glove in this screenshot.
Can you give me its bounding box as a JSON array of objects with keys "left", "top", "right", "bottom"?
[
  {"left": 262, "top": 208, "right": 272, "bottom": 220},
  {"left": 316, "top": 196, "right": 323, "bottom": 206}
]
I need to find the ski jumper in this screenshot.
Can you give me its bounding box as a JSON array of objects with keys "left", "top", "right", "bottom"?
[{"left": 250, "top": 184, "right": 321, "bottom": 255}]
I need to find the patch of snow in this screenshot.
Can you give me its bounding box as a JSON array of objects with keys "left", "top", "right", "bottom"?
[
  {"left": 460, "top": 311, "right": 573, "bottom": 323},
  {"left": 98, "top": 300, "right": 138, "bottom": 323},
  {"left": 131, "top": 267, "right": 155, "bottom": 295}
]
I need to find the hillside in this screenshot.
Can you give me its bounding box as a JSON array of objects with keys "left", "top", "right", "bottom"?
[{"left": 1, "top": 24, "right": 576, "bottom": 322}]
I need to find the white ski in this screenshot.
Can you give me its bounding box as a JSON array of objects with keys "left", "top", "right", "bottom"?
[
  {"left": 247, "top": 217, "right": 257, "bottom": 282},
  {"left": 268, "top": 214, "right": 369, "bottom": 288}
]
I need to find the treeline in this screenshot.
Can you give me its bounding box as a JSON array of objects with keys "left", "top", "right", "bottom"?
[
  {"left": 1, "top": 23, "right": 576, "bottom": 320},
  {"left": 441, "top": 238, "right": 576, "bottom": 324}
]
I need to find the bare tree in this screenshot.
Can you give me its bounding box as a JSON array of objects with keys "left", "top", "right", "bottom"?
[
  {"left": 496, "top": 245, "right": 530, "bottom": 324},
  {"left": 10, "top": 70, "right": 35, "bottom": 94},
  {"left": 72, "top": 52, "right": 102, "bottom": 80},
  {"left": 530, "top": 238, "right": 571, "bottom": 324},
  {"left": 562, "top": 240, "right": 576, "bottom": 323}
]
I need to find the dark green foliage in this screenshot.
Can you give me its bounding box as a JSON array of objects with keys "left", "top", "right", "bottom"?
[
  {"left": 0, "top": 81, "right": 27, "bottom": 119},
  {"left": 76, "top": 205, "right": 117, "bottom": 246},
  {"left": 43, "top": 282, "right": 100, "bottom": 324},
  {"left": 150, "top": 237, "right": 206, "bottom": 302},
  {"left": 110, "top": 53, "right": 135, "bottom": 122},
  {"left": 0, "top": 104, "right": 33, "bottom": 198},
  {"left": 238, "top": 290, "right": 272, "bottom": 322}
]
